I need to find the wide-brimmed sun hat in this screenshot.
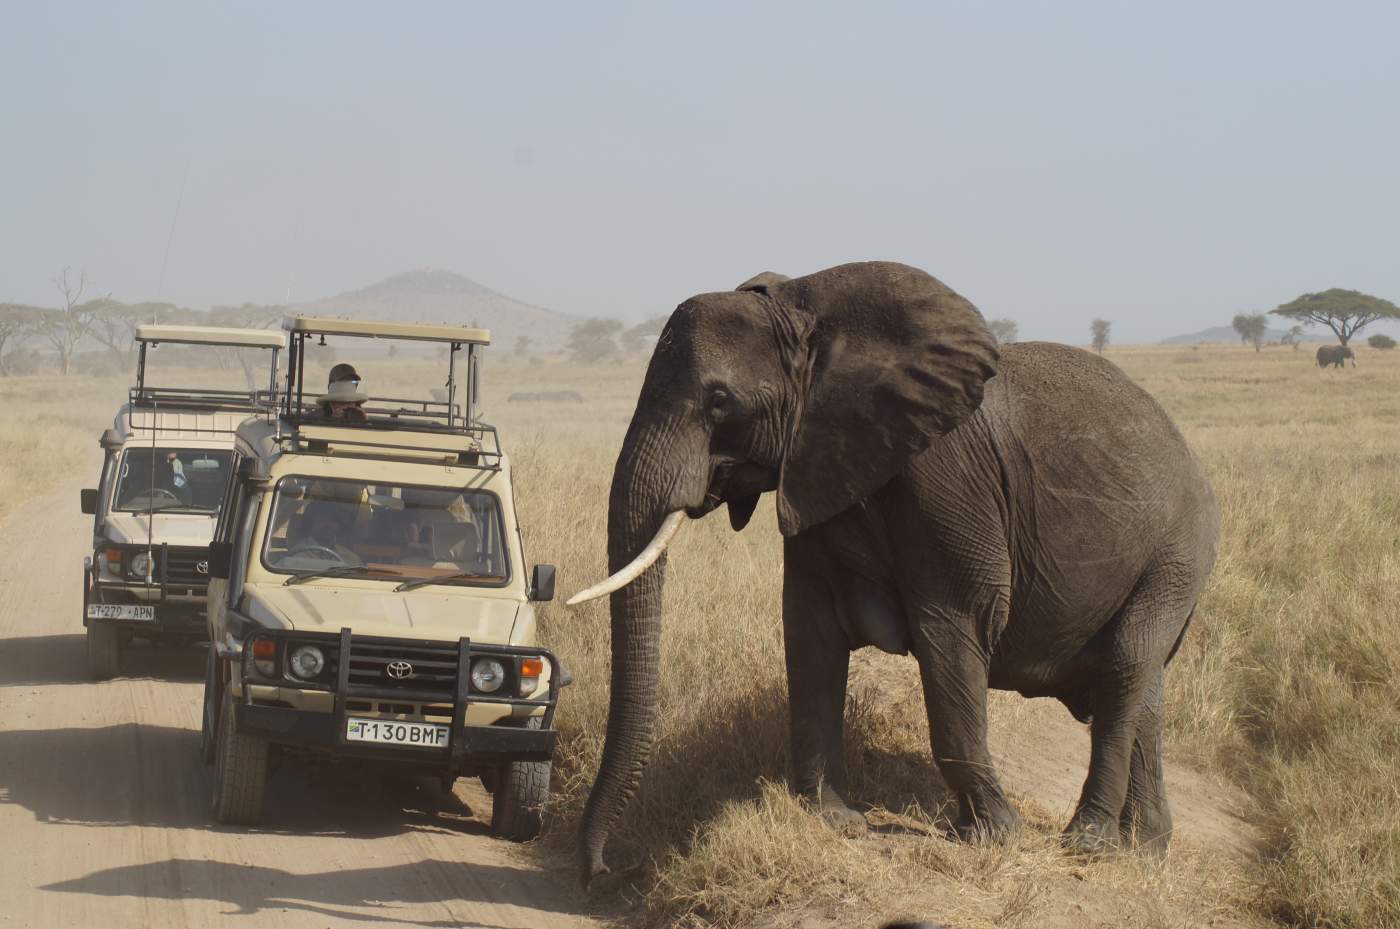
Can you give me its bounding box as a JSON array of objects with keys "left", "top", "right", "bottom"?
[
  {"left": 317, "top": 378, "right": 369, "bottom": 407},
  {"left": 328, "top": 363, "right": 361, "bottom": 385}
]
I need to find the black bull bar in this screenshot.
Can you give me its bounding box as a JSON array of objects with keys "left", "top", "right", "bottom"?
[{"left": 234, "top": 628, "right": 561, "bottom": 766}]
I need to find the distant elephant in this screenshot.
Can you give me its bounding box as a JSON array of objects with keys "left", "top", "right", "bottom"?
[
  {"left": 1316, "top": 345, "right": 1356, "bottom": 368},
  {"left": 569, "top": 262, "right": 1220, "bottom": 884}
]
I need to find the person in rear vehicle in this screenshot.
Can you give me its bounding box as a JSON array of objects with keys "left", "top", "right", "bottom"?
[{"left": 316, "top": 363, "right": 368, "bottom": 422}]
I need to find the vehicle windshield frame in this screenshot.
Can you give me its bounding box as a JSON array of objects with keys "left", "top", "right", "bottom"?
[
  {"left": 110, "top": 446, "right": 234, "bottom": 515},
  {"left": 257, "top": 473, "right": 513, "bottom": 589}
]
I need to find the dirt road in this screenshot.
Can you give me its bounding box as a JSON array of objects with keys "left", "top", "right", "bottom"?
[{"left": 0, "top": 481, "right": 600, "bottom": 929}]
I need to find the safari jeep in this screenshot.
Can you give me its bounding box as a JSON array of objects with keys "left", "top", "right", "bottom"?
[
  {"left": 202, "top": 317, "right": 562, "bottom": 840},
  {"left": 81, "top": 324, "right": 285, "bottom": 679}
]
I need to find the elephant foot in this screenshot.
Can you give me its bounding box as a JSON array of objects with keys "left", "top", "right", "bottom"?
[
  {"left": 1062, "top": 815, "right": 1120, "bottom": 857},
  {"left": 1119, "top": 809, "right": 1172, "bottom": 859},
  {"left": 949, "top": 787, "right": 1020, "bottom": 843},
  {"left": 804, "top": 783, "right": 867, "bottom": 835}
]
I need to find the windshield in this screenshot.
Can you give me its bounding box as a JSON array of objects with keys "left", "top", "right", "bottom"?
[
  {"left": 261, "top": 476, "right": 510, "bottom": 587},
  {"left": 113, "top": 448, "right": 234, "bottom": 514}
]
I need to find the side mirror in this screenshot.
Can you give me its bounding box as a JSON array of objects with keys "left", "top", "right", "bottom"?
[
  {"left": 80, "top": 488, "right": 98, "bottom": 515},
  {"left": 529, "top": 564, "right": 556, "bottom": 602},
  {"left": 207, "top": 541, "right": 232, "bottom": 580}
]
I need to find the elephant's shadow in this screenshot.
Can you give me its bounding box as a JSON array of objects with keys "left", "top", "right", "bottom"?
[{"left": 590, "top": 673, "right": 953, "bottom": 865}]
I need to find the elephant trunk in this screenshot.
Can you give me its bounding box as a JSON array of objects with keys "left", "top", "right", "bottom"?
[{"left": 578, "top": 417, "right": 704, "bottom": 886}]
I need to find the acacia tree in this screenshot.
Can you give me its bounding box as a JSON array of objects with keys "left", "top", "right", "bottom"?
[
  {"left": 1090, "top": 318, "right": 1111, "bottom": 354},
  {"left": 567, "top": 318, "right": 624, "bottom": 363},
  {"left": 0, "top": 304, "right": 44, "bottom": 376},
  {"left": 987, "top": 318, "right": 1018, "bottom": 344},
  {"left": 90, "top": 300, "right": 177, "bottom": 365},
  {"left": 1270, "top": 288, "right": 1400, "bottom": 346},
  {"left": 1280, "top": 324, "right": 1305, "bottom": 351},
  {"left": 1232, "top": 312, "right": 1268, "bottom": 352},
  {"left": 621, "top": 316, "right": 667, "bottom": 355},
  {"left": 42, "top": 268, "right": 102, "bottom": 375},
  {"left": 208, "top": 303, "right": 287, "bottom": 388}
]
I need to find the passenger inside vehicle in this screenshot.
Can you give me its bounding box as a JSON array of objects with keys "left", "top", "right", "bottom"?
[
  {"left": 288, "top": 501, "right": 363, "bottom": 565},
  {"left": 264, "top": 477, "right": 506, "bottom": 584}
]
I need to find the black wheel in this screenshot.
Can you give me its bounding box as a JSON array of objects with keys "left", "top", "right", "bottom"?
[
  {"left": 489, "top": 717, "right": 550, "bottom": 841},
  {"left": 86, "top": 621, "right": 122, "bottom": 680},
  {"left": 199, "top": 648, "right": 222, "bottom": 766},
  {"left": 211, "top": 687, "right": 269, "bottom": 825}
]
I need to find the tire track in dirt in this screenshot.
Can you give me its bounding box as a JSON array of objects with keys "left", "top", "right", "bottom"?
[{"left": 0, "top": 478, "right": 599, "bottom": 929}]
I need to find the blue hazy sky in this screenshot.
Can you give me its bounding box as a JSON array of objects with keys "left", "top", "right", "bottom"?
[{"left": 2, "top": 2, "right": 1397, "bottom": 343}]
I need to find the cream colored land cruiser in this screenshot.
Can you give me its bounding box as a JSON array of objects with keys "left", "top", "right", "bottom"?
[
  {"left": 81, "top": 325, "right": 285, "bottom": 679},
  {"left": 202, "top": 317, "right": 562, "bottom": 840}
]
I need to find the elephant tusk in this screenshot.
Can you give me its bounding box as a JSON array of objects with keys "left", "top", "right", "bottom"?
[{"left": 566, "top": 510, "right": 687, "bottom": 606}]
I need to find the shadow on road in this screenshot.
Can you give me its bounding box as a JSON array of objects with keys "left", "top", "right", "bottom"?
[
  {"left": 0, "top": 634, "right": 204, "bottom": 687},
  {"left": 0, "top": 722, "right": 490, "bottom": 840},
  {"left": 40, "top": 856, "right": 588, "bottom": 927}
]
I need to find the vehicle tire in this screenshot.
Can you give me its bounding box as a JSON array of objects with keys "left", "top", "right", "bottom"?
[
  {"left": 489, "top": 717, "right": 550, "bottom": 842},
  {"left": 199, "top": 649, "right": 222, "bottom": 766},
  {"left": 211, "top": 687, "right": 269, "bottom": 825},
  {"left": 86, "top": 621, "right": 122, "bottom": 680}
]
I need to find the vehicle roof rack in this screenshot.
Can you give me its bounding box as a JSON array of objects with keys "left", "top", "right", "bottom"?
[
  {"left": 281, "top": 315, "right": 489, "bottom": 435},
  {"left": 283, "top": 316, "right": 490, "bottom": 345},
  {"left": 136, "top": 324, "right": 287, "bottom": 349},
  {"left": 126, "top": 325, "right": 285, "bottom": 435}
]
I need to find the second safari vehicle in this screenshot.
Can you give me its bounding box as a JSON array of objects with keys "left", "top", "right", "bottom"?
[{"left": 203, "top": 317, "right": 564, "bottom": 840}]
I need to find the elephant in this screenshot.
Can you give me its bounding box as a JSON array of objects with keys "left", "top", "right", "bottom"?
[
  {"left": 1316, "top": 344, "right": 1356, "bottom": 368},
  {"left": 568, "top": 261, "right": 1220, "bottom": 884}
]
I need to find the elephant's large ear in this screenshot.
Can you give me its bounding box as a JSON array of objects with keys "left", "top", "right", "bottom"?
[
  {"left": 736, "top": 271, "right": 791, "bottom": 295},
  {"left": 775, "top": 262, "right": 999, "bottom": 536}
]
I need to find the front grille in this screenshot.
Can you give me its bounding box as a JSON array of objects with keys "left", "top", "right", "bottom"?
[
  {"left": 346, "top": 640, "right": 458, "bottom": 699},
  {"left": 164, "top": 546, "right": 211, "bottom": 586}
]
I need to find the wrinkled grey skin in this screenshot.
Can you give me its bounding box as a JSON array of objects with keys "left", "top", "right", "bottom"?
[
  {"left": 1316, "top": 344, "right": 1356, "bottom": 368},
  {"left": 579, "top": 261, "right": 1220, "bottom": 883}
]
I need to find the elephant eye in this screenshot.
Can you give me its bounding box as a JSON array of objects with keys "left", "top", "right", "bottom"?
[{"left": 707, "top": 388, "right": 730, "bottom": 421}]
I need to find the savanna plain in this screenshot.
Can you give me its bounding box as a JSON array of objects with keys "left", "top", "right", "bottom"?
[{"left": 1, "top": 341, "right": 1396, "bottom": 929}]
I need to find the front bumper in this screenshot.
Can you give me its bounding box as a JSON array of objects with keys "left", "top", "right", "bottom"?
[
  {"left": 85, "top": 568, "right": 206, "bottom": 634},
  {"left": 236, "top": 703, "right": 557, "bottom": 766},
  {"left": 231, "top": 628, "right": 562, "bottom": 770}
]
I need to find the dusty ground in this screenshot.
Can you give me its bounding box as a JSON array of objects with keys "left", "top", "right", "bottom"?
[
  {"left": 0, "top": 479, "right": 602, "bottom": 929},
  {"left": 848, "top": 653, "right": 1259, "bottom": 858}
]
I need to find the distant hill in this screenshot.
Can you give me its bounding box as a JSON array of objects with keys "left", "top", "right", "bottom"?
[
  {"left": 295, "top": 269, "right": 574, "bottom": 352},
  {"left": 1160, "top": 325, "right": 1330, "bottom": 345}
]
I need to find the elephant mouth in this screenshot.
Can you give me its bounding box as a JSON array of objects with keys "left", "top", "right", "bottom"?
[{"left": 687, "top": 460, "right": 777, "bottom": 520}]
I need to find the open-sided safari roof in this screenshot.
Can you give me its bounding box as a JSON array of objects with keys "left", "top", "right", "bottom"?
[
  {"left": 135, "top": 324, "right": 286, "bottom": 349},
  {"left": 283, "top": 315, "right": 490, "bottom": 344}
]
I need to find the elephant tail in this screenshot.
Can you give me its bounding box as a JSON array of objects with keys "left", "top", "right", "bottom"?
[{"left": 1164, "top": 603, "right": 1197, "bottom": 668}]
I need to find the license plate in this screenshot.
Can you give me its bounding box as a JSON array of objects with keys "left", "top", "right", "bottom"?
[
  {"left": 86, "top": 603, "right": 156, "bottom": 622},
  {"left": 345, "top": 718, "right": 450, "bottom": 748}
]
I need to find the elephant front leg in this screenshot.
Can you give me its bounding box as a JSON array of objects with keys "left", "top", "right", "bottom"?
[
  {"left": 782, "top": 566, "right": 865, "bottom": 834},
  {"left": 912, "top": 623, "right": 1020, "bottom": 842}
]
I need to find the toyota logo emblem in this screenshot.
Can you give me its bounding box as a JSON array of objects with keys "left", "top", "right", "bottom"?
[
  {"left": 195, "top": 560, "right": 209, "bottom": 576},
  {"left": 386, "top": 660, "right": 414, "bottom": 680}
]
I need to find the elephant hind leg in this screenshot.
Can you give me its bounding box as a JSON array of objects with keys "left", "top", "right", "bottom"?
[
  {"left": 1118, "top": 679, "right": 1171, "bottom": 855},
  {"left": 1065, "top": 570, "right": 1191, "bottom": 855}
]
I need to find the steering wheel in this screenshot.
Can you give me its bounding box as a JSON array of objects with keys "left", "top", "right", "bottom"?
[
  {"left": 287, "top": 544, "right": 347, "bottom": 564},
  {"left": 146, "top": 487, "right": 182, "bottom": 504}
]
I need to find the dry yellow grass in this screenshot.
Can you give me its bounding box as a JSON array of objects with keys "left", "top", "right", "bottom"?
[{"left": 5, "top": 340, "right": 1398, "bottom": 928}]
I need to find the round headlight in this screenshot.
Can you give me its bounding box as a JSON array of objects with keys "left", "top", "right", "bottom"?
[
  {"left": 470, "top": 658, "right": 506, "bottom": 693},
  {"left": 128, "top": 552, "right": 152, "bottom": 578},
  {"left": 288, "top": 645, "right": 325, "bottom": 680}
]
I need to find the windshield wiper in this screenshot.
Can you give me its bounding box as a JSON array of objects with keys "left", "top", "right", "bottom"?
[
  {"left": 394, "top": 571, "right": 497, "bottom": 592},
  {"left": 283, "top": 564, "right": 375, "bottom": 586}
]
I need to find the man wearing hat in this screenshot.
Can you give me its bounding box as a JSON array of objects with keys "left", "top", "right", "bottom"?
[{"left": 317, "top": 363, "right": 369, "bottom": 422}]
